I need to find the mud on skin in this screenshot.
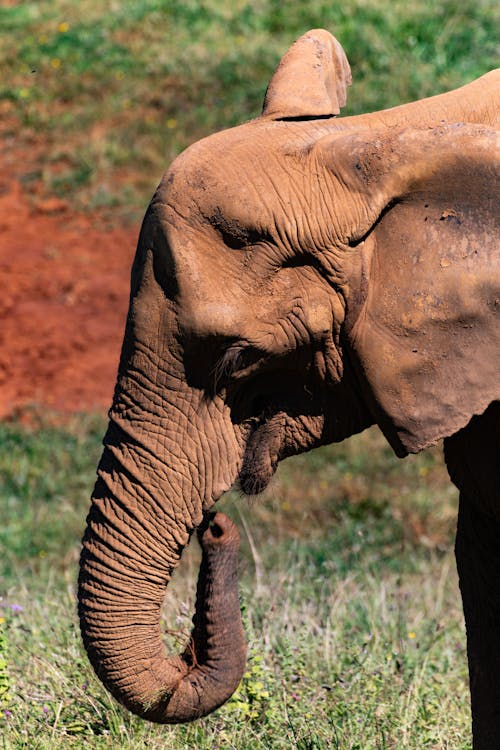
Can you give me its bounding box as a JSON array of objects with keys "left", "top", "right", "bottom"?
[{"left": 79, "top": 28, "right": 499, "bottom": 748}]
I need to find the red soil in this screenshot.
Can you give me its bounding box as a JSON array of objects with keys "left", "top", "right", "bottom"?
[{"left": 0, "top": 179, "right": 137, "bottom": 418}]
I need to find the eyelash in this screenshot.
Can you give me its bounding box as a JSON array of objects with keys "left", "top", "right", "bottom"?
[
  {"left": 281, "top": 253, "right": 324, "bottom": 273},
  {"left": 220, "top": 229, "right": 248, "bottom": 250},
  {"left": 219, "top": 227, "right": 267, "bottom": 250}
]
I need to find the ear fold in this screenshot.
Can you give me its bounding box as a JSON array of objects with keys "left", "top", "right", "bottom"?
[
  {"left": 319, "top": 124, "right": 500, "bottom": 455},
  {"left": 262, "top": 29, "right": 351, "bottom": 120}
]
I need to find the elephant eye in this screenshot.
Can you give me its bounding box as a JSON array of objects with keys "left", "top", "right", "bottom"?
[
  {"left": 218, "top": 225, "right": 266, "bottom": 251},
  {"left": 220, "top": 228, "right": 248, "bottom": 250},
  {"left": 281, "top": 252, "right": 324, "bottom": 274}
]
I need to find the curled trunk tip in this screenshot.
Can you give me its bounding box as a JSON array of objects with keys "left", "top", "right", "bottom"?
[{"left": 79, "top": 502, "right": 247, "bottom": 724}]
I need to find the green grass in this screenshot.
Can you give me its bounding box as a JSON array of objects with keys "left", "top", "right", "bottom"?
[
  {"left": 0, "top": 416, "right": 469, "bottom": 748},
  {"left": 1, "top": 0, "right": 498, "bottom": 212}
]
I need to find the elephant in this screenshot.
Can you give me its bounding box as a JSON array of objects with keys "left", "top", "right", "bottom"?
[{"left": 78, "top": 30, "right": 500, "bottom": 747}]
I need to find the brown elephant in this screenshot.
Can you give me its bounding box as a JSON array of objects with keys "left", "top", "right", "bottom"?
[{"left": 78, "top": 30, "right": 500, "bottom": 747}]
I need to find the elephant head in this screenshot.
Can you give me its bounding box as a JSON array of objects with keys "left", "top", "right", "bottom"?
[{"left": 79, "top": 30, "right": 500, "bottom": 722}]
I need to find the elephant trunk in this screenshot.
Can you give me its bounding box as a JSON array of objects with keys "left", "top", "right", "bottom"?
[{"left": 78, "top": 434, "right": 246, "bottom": 723}]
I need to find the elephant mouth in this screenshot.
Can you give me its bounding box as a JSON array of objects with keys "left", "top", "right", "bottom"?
[{"left": 224, "top": 349, "right": 329, "bottom": 495}]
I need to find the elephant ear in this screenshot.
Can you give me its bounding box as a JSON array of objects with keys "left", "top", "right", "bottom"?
[
  {"left": 319, "top": 124, "right": 500, "bottom": 456},
  {"left": 262, "top": 29, "right": 351, "bottom": 119}
]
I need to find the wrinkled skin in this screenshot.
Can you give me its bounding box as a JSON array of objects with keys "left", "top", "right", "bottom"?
[{"left": 79, "top": 30, "right": 500, "bottom": 746}]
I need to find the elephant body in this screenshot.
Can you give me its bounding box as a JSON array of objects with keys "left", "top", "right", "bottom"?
[{"left": 79, "top": 30, "right": 500, "bottom": 747}]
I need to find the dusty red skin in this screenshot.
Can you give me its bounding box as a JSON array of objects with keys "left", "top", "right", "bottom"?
[
  {"left": 80, "top": 511, "right": 246, "bottom": 722},
  {"left": 78, "top": 29, "right": 498, "bottom": 739}
]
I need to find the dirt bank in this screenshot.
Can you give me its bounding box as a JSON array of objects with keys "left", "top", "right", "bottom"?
[{"left": 0, "top": 178, "right": 137, "bottom": 417}]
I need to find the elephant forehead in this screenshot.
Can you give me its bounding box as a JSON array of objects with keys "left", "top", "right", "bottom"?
[{"left": 158, "top": 123, "right": 304, "bottom": 230}]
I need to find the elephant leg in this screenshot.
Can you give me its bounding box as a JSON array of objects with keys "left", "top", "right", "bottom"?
[
  {"left": 444, "top": 402, "right": 500, "bottom": 749},
  {"left": 455, "top": 491, "right": 500, "bottom": 748}
]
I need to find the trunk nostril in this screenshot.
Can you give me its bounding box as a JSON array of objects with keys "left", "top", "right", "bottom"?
[
  {"left": 210, "top": 520, "right": 224, "bottom": 538},
  {"left": 200, "top": 511, "right": 240, "bottom": 546}
]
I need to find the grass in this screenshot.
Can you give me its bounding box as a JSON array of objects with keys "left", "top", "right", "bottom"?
[
  {"left": 0, "top": 414, "right": 469, "bottom": 748},
  {"left": 1, "top": 0, "right": 498, "bottom": 213}
]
